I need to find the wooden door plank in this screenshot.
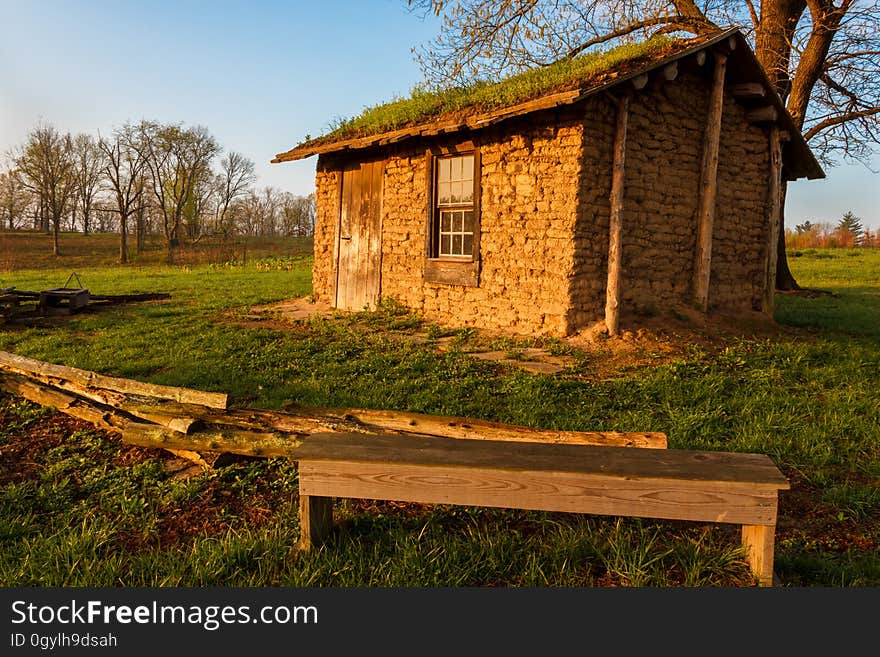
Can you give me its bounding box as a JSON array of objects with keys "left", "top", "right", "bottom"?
[
  {"left": 348, "top": 163, "right": 364, "bottom": 310},
  {"left": 336, "top": 164, "right": 356, "bottom": 309},
  {"left": 355, "top": 161, "right": 371, "bottom": 310},
  {"left": 330, "top": 170, "right": 343, "bottom": 307}
]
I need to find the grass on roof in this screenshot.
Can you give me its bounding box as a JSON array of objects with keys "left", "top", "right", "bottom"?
[{"left": 322, "top": 35, "right": 677, "bottom": 143}]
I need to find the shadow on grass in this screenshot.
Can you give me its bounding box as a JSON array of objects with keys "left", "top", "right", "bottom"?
[{"left": 776, "top": 286, "right": 880, "bottom": 341}]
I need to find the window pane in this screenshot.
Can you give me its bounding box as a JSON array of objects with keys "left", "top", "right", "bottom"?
[
  {"left": 459, "top": 183, "right": 473, "bottom": 204},
  {"left": 440, "top": 234, "right": 451, "bottom": 256},
  {"left": 463, "top": 234, "right": 473, "bottom": 255},
  {"left": 441, "top": 212, "right": 451, "bottom": 232},
  {"left": 452, "top": 235, "right": 462, "bottom": 254},
  {"left": 437, "top": 182, "right": 450, "bottom": 205},
  {"left": 438, "top": 158, "right": 451, "bottom": 182},
  {"left": 462, "top": 156, "right": 473, "bottom": 182},
  {"left": 463, "top": 211, "right": 474, "bottom": 232}
]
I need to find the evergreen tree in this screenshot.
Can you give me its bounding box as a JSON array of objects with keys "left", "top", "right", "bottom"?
[{"left": 837, "top": 211, "right": 864, "bottom": 245}]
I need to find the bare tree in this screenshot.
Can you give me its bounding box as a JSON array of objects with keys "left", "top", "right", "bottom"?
[
  {"left": 279, "top": 192, "right": 316, "bottom": 237},
  {"left": 230, "top": 187, "right": 281, "bottom": 237},
  {"left": 137, "top": 121, "right": 219, "bottom": 264},
  {"left": 98, "top": 124, "right": 147, "bottom": 264},
  {"left": 71, "top": 133, "right": 106, "bottom": 235},
  {"left": 133, "top": 174, "right": 154, "bottom": 255},
  {"left": 409, "top": 0, "right": 880, "bottom": 290},
  {"left": 184, "top": 172, "right": 216, "bottom": 241},
  {"left": 13, "top": 123, "right": 75, "bottom": 256},
  {"left": 215, "top": 151, "right": 256, "bottom": 235},
  {"left": 0, "top": 167, "right": 33, "bottom": 231}
]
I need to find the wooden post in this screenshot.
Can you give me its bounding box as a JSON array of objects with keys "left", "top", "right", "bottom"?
[
  {"left": 762, "top": 126, "right": 783, "bottom": 316},
  {"left": 693, "top": 51, "right": 728, "bottom": 312},
  {"left": 605, "top": 95, "right": 629, "bottom": 336},
  {"left": 298, "top": 494, "right": 334, "bottom": 551},
  {"left": 742, "top": 524, "right": 776, "bottom": 586}
]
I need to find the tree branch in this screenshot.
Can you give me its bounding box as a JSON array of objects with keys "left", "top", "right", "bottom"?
[{"left": 804, "top": 106, "right": 880, "bottom": 141}]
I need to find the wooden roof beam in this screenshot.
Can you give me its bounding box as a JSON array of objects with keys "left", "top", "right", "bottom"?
[
  {"left": 731, "top": 83, "right": 766, "bottom": 100},
  {"left": 631, "top": 73, "right": 649, "bottom": 90},
  {"left": 747, "top": 106, "right": 779, "bottom": 123},
  {"left": 647, "top": 61, "right": 679, "bottom": 91}
]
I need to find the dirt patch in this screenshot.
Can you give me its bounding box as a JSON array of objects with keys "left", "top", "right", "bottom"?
[
  {"left": 0, "top": 411, "right": 81, "bottom": 484},
  {"left": 249, "top": 297, "right": 335, "bottom": 322},
  {"left": 776, "top": 467, "right": 879, "bottom": 554}
]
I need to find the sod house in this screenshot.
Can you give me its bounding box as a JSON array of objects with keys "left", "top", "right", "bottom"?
[{"left": 273, "top": 28, "right": 822, "bottom": 337}]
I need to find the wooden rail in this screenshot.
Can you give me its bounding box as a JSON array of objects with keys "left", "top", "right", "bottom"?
[{"left": 0, "top": 352, "right": 667, "bottom": 458}]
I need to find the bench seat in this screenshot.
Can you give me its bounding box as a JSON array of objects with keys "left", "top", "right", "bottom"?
[{"left": 292, "top": 432, "right": 789, "bottom": 586}]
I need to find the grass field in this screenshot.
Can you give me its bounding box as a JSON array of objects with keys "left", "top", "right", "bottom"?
[
  {"left": 0, "top": 231, "right": 313, "bottom": 271},
  {"left": 0, "top": 240, "right": 877, "bottom": 587}
]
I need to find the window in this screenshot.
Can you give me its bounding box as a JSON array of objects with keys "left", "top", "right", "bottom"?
[
  {"left": 436, "top": 155, "right": 475, "bottom": 258},
  {"left": 425, "top": 146, "right": 481, "bottom": 287}
]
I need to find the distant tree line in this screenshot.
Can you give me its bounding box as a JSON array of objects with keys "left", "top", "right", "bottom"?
[
  {"left": 0, "top": 121, "right": 315, "bottom": 263},
  {"left": 787, "top": 211, "right": 879, "bottom": 248}
]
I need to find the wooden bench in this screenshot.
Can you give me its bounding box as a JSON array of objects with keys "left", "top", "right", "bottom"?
[{"left": 292, "top": 433, "right": 789, "bottom": 586}]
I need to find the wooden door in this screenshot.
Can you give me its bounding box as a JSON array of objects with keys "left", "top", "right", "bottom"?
[{"left": 335, "top": 160, "right": 383, "bottom": 310}]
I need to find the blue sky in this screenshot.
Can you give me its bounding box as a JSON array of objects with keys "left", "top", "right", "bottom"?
[{"left": 1, "top": 0, "right": 877, "bottom": 229}]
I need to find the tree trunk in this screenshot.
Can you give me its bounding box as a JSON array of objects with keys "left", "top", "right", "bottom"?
[
  {"left": 136, "top": 214, "right": 144, "bottom": 254},
  {"left": 41, "top": 196, "right": 49, "bottom": 234},
  {"left": 775, "top": 182, "right": 800, "bottom": 290},
  {"left": 83, "top": 209, "right": 90, "bottom": 236},
  {"left": 755, "top": 0, "right": 807, "bottom": 100},
  {"left": 119, "top": 214, "right": 128, "bottom": 264},
  {"left": 52, "top": 218, "right": 60, "bottom": 256},
  {"left": 753, "top": 0, "right": 808, "bottom": 292}
]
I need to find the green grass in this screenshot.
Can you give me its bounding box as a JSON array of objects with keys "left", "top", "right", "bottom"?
[
  {"left": 777, "top": 248, "right": 880, "bottom": 339},
  {"left": 0, "top": 245, "right": 878, "bottom": 587},
  {"left": 0, "top": 231, "right": 314, "bottom": 272},
  {"left": 317, "top": 36, "right": 675, "bottom": 143}
]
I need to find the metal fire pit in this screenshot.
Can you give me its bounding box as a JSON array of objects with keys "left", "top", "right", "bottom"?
[{"left": 39, "top": 273, "right": 90, "bottom": 314}]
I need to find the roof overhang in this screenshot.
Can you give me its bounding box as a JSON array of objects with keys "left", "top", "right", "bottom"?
[{"left": 273, "top": 28, "right": 823, "bottom": 181}]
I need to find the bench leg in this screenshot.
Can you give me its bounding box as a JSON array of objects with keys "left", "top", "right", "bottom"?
[
  {"left": 298, "top": 494, "right": 334, "bottom": 551},
  {"left": 742, "top": 524, "right": 777, "bottom": 586}
]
